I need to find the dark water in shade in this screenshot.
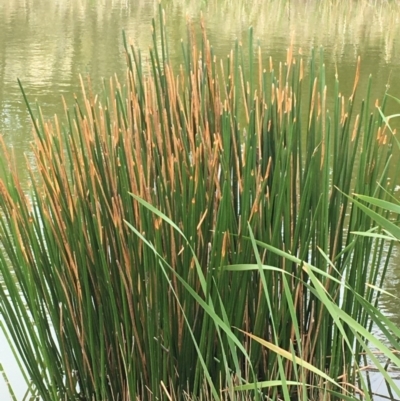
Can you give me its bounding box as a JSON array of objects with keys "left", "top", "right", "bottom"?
[{"left": 1, "top": 0, "right": 400, "bottom": 398}]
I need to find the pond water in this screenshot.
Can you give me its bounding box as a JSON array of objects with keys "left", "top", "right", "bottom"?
[{"left": 1, "top": 0, "right": 400, "bottom": 399}]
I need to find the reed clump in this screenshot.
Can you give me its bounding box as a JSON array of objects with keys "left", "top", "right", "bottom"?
[{"left": 0, "top": 11, "right": 399, "bottom": 401}]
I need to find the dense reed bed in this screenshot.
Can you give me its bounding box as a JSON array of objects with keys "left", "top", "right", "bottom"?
[{"left": 0, "top": 12, "right": 400, "bottom": 401}]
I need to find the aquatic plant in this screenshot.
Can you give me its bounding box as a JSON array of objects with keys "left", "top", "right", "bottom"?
[{"left": 0, "top": 8, "right": 399, "bottom": 400}]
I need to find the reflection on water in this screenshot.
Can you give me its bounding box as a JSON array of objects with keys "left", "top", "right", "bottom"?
[{"left": 1, "top": 0, "right": 400, "bottom": 397}]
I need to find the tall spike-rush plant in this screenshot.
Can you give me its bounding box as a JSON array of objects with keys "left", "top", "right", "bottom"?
[{"left": 0, "top": 10, "right": 399, "bottom": 401}]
